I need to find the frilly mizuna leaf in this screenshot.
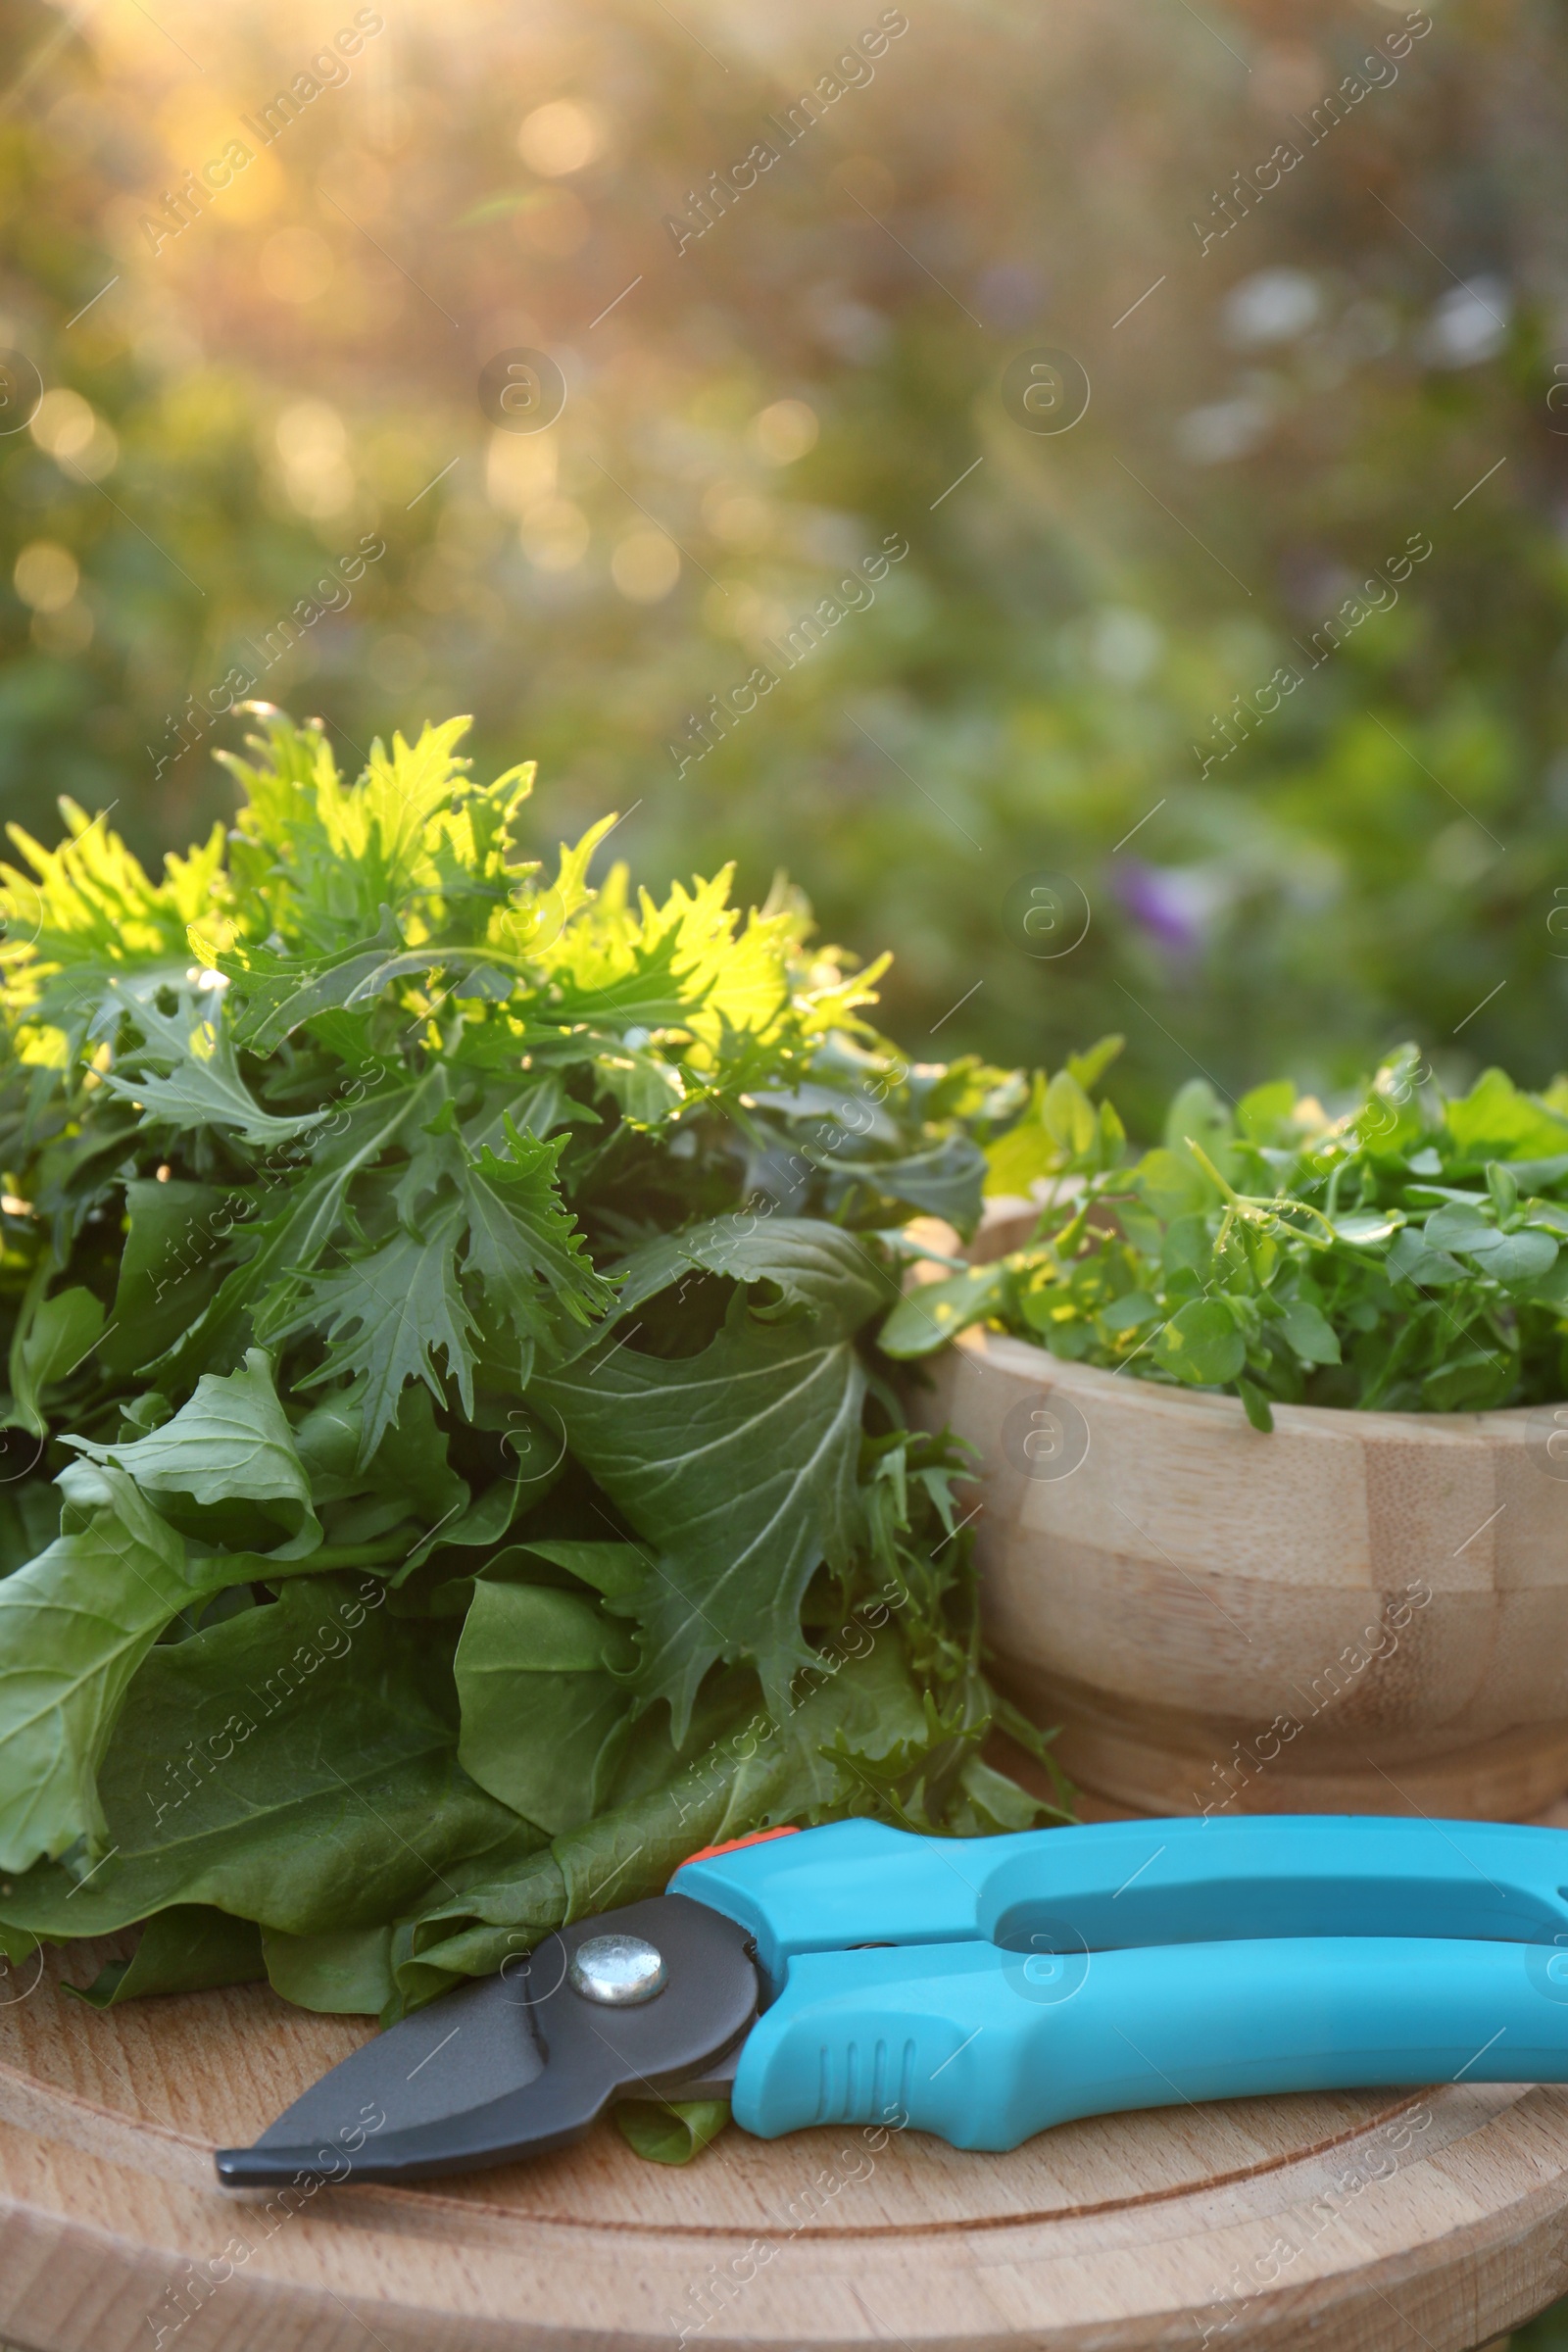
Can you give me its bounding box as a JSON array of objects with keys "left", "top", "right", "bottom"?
[{"left": 533, "top": 1297, "right": 865, "bottom": 1736}]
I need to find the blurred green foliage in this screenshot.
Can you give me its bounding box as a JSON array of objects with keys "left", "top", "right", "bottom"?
[
  {"left": 2, "top": 0, "right": 1568, "bottom": 1140},
  {"left": 1513, "top": 2297, "right": 1568, "bottom": 2347}
]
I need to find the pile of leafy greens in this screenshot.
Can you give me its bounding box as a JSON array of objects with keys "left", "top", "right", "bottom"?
[
  {"left": 0, "top": 710, "right": 1063, "bottom": 2060},
  {"left": 886, "top": 1045, "right": 1568, "bottom": 1429}
]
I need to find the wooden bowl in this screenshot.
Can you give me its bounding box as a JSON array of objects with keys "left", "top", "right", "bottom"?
[{"left": 922, "top": 1325, "right": 1568, "bottom": 1822}]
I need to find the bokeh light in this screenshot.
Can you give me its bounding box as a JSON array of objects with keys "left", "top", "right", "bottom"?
[{"left": 1, "top": 0, "right": 1565, "bottom": 1137}]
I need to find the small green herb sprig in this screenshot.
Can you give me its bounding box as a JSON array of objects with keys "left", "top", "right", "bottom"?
[{"left": 883, "top": 1046, "right": 1568, "bottom": 1430}]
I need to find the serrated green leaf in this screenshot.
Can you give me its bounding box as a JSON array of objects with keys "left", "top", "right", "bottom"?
[
  {"left": 162, "top": 1079, "right": 432, "bottom": 1388},
  {"left": 277, "top": 1207, "right": 478, "bottom": 1462},
  {"left": 612, "top": 1215, "right": 889, "bottom": 1329},
  {"left": 220, "top": 714, "right": 488, "bottom": 954},
  {"left": 456, "top": 1120, "right": 618, "bottom": 1363},
  {"left": 533, "top": 1299, "right": 865, "bottom": 1734},
  {"left": 0, "top": 718, "right": 1072, "bottom": 2018},
  {"left": 97, "top": 984, "right": 320, "bottom": 1149},
  {"left": 0, "top": 799, "right": 226, "bottom": 993},
  {"left": 220, "top": 918, "right": 402, "bottom": 1054}
]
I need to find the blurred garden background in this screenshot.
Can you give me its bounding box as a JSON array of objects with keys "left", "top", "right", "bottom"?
[
  {"left": 6, "top": 6, "right": 1568, "bottom": 2342},
  {"left": 1, "top": 0, "right": 1566, "bottom": 1139}
]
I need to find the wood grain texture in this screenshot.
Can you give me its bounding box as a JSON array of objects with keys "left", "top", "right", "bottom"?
[
  {"left": 920, "top": 1326, "right": 1568, "bottom": 1821},
  {"left": 0, "top": 1942, "right": 1566, "bottom": 2350}
]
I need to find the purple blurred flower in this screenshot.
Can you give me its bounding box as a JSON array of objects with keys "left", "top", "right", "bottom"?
[
  {"left": 975, "top": 260, "right": 1047, "bottom": 329},
  {"left": 1114, "top": 859, "right": 1226, "bottom": 955}
]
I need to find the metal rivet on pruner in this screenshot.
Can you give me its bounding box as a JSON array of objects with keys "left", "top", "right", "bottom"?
[{"left": 568, "top": 1933, "right": 668, "bottom": 2006}]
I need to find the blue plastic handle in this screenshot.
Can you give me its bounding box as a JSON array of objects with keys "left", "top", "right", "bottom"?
[
  {"left": 667, "top": 1816, "right": 1568, "bottom": 2150},
  {"left": 671, "top": 1815, "right": 1568, "bottom": 1984},
  {"left": 728, "top": 1933, "right": 1568, "bottom": 2148}
]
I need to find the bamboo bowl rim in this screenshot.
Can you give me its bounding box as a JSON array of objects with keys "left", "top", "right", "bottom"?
[{"left": 948, "top": 1325, "right": 1564, "bottom": 1450}]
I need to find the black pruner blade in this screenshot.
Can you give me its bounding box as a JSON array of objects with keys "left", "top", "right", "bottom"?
[{"left": 214, "top": 1893, "right": 759, "bottom": 2189}]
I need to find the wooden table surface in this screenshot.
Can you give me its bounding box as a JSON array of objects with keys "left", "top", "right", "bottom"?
[{"left": 0, "top": 1939, "right": 1566, "bottom": 2352}]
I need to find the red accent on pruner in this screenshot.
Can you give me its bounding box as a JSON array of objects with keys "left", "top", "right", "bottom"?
[{"left": 679, "top": 1826, "right": 801, "bottom": 1868}]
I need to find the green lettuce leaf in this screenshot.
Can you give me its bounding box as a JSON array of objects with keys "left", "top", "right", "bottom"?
[
  {"left": 7, "top": 1284, "right": 106, "bottom": 1438},
  {"left": 454, "top": 1581, "right": 635, "bottom": 1833},
  {"left": 0, "top": 716, "right": 1062, "bottom": 2045},
  {"left": 72, "top": 1904, "right": 266, "bottom": 2008},
  {"left": 67, "top": 1348, "right": 320, "bottom": 1557},
  {"left": 0, "top": 1463, "right": 196, "bottom": 1871},
  {"left": 100, "top": 1180, "right": 230, "bottom": 1379},
  {"left": 261, "top": 1921, "right": 397, "bottom": 2014},
  {"left": 0, "top": 1579, "right": 536, "bottom": 1941},
  {"left": 615, "top": 2099, "right": 730, "bottom": 2165},
  {"left": 390, "top": 1631, "right": 954, "bottom": 2012}
]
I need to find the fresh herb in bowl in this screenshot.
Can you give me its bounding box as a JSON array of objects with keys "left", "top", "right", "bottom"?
[
  {"left": 882, "top": 1045, "right": 1568, "bottom": 1430},
  {"left": 0, "top": 710, "right": 1063, "bottom": 2060}
]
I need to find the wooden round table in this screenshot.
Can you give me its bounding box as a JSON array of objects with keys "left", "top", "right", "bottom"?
[{"left": 0, "top": 1941, "right": 1564, "bottom": 2352}]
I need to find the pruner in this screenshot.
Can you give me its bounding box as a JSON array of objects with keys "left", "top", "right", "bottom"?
[{"left": 216, "top": 1812, "right": 1568, "bottom": 2186}]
